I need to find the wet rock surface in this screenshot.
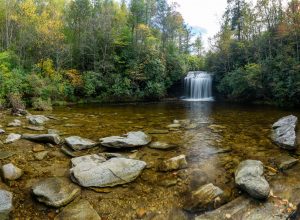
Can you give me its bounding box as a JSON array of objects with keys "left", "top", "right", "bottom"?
[
  {"left": 5, "top": 133, "right": 21, "bottom": 144},
  {"left": 2, "top": 163, "right": 23, "bottom": 181},
  {"left": 22, "top": 133, "right": 61, "bottom": 145},
  {"left": 235, "top": 160, "right": 270, "bottom": 199},
  {"left": 54, "top": 199, "right": 101, "bottom": 220},
  {"left": 184, "top": 183, "right": 224, "bottom": 211},
  {"left": 100, "top": 131, "right": 151, "bottom": 148},
  {"left": 8, "top": 119, "right": 21, "bottom": 127},
  {"left": 32, "top": 177, "right": 81, "bottom": 207},
  {"left": 65, "top": 136, "right": 97, "bottom": 151},
  {"left": 148, "top": 141, "right": 178, "bottom": 150},
  {"left": 272, "top": 115, "right": 297, "bottom": 150},
  {"left": 26, "top": 115, "right": 49, "bottom": 126},
  {"left": 0, "top": 190, "right": 13, "bottom": 220},
  {"left": 70, "top": 155, "right": 147, "bottom": 187},
  {"left": 159, "top": 155, "right": 188, "bottom": 171}
]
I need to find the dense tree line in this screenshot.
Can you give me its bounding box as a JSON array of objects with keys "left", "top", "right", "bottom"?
[
  {"left": 0, "top": 0, "right": 203, "bottom": 109},
  {"left": 207, "top": 0, "right": 300, "bottom": 106}
]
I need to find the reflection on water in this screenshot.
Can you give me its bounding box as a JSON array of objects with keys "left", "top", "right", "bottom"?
[{"left": 1, "top": 101, "right": 300, "bottom": 219}]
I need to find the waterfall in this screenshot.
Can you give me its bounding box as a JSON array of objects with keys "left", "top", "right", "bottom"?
[{"left": 183, "top": 71, "right": 214, "bottom": 101}]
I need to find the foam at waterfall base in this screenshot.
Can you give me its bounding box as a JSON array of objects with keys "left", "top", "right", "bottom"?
[{"left": 182, "top": 97, "right": 214, "bottom": 102}]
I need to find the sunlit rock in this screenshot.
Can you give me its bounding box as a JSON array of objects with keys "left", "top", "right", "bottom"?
[
  {"left": 65, "top": 136, "right": 97, "bottom": 151},
  {"left": 159, "top": 155, "right": 188, "bottom": 171},
  {"left": 22, "top": 134, "right": 61, "bottom": 145},
  {"left": 0, "top": 190, "right": 13, "bottom": 220},
  {"left": 5, "top": 133, "right": 21, "bottom": 144},
  {"left": 2, "top": 163, "right": 23, "bottom": 181},
  {"left": 27, "top": 115, "right": 49, "bottom": 126}
]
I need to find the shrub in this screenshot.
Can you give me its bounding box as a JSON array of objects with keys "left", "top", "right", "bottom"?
[{"left": 32, "top": 97, "right": 53, "bottom": 111}]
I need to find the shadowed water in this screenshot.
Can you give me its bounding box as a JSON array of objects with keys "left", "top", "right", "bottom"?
[{"left": 0, "top": 101, "right": 299, "bottom": 219}]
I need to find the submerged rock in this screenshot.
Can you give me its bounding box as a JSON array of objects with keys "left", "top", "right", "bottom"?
[
  {"left": 159, "top": 155, "right": 188, "bottom": 171},
  {"left": 235, "top": 160, "right": 270, "bottom": 199},
  {"left": 195, "top": 196, "right": 289, "bottom": 220},
  {"left": 65, "top": 136, "right": 97, "bottom": 151},
  {"left": 0, "top": 151, "right": 14, "bottom": 160},
  {"left": 0, "top": 129, "right": 5, "bottom": 134},
  {"left": 100, "top": 131, "right": 151, "bottom": 148},
  {"left": 167, "top": 124, "right": 182, "bottom": 129},
  {"left": 54, "top": 199, "right": 100, "bottom": 220},
  {"left": 275, "top": 155, "right": 299, "bottom": 170},
  {"left": 148, "top": 141, "right": 178, "bottom": 150},
  {"left": 27, "top": 115, "right": 49, "bottom": 126},
  {"left": 34, "top": 151, "right": 48, "bottom": 161},
  {"left": 48, "top": 129, "right": 60, "bottom": 135},
  {"left": 2, "top": 163, "right": 23, "bottom": 181},
  {"left": 25, "top": 126, "right": 45, "bottom": 131},
  {"left": 147, "top": 129, "right": 169, "bottom": 134},
  {"left": 184, "top": 183, "right": 224, "bottom": 211},
  {"left": 0, "top": 190, "right": 13, "bottom": 220},
  {"left": 7, "top": 119, "right": 21, "bottom": 127},
  {"left": 271, "top": 115, "right": 297, "bottom": 150},
  {"left": 32, "top": 177, "right": 81, "bottom": 207},
  {"left": 5, "top": 133, "right": 21, "bottom": 144},
  {"left": 22, "top": 134, "right": 61, "bottom": 145},
  {"left": 70, "top": 155, "right": 146, "bottom": 187}
]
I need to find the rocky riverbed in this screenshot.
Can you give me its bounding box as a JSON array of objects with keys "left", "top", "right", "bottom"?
[{"left": 0, "top": 101, "right": 299, "bottom": 219}]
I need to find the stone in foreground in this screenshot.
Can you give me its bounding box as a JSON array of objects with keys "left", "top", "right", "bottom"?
[
  {"left": 65, "top": 136, "right": 97, "bottom": 151},
  {"left": 184, "top": 183, "right": 224, "bottom": 211},
  {"left": 32, "top": 177, "right": 81, "bottom": 207},
  {"left": 5, "top": 133, "right": 21, "bottom": 144},
  {"left": 22, "top": 134, "right": 61, "bottom": 145},
  {"left": 0, "top": 129, "right": 5, "bottom": 134},
  {"left": 54, "top": 199, "right": 100, "bottom": 220},
  {"left": 70, "top": 154, "right": 146, "bottom": 187},
  {"left": 0, "top": 190, "right": 13, "bottom": 220},
  {"left": 235, "top": 160, "right": 270, "bottom": 199},
  {"left": 195, "top": 196, "right": 289, "bottom": 220},
  {"left": 100, "top": 131, "right": 151, "bottom": 148},
  {"left": 271, "top": 115, "right": 297, "bottom": 150},
  {"left": 148, "top": 141, "right": 178, "bottom": 150},
  {"left": 27, "top": 115, "right": 49, "bottom": 126},
  {"left": 2, "top": 163, "right": 23, "bottom": 181},
  {"left": 159, "top": 155, "right": 188, "bottom": 171}
]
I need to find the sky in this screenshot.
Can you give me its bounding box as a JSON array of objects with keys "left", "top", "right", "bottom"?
[{"left": 168, "top": 0, "right": 228, "bottom": 50}]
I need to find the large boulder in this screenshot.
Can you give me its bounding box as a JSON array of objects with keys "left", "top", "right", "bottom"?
[
  {"left": 271, "top": 115, "right": 297, "bottom": 150},
  {"left": 22, "top": 134, "right": 61, "bottom": 145},
  {"left": 158, "top": 155, "right": 188, "bottom": 171},
  {"left": 32, "top": 177, "right": 81, "bottom": 207},
  {"left": 5, "top": 133, "right": 21, "bottom": 144},
  {"left": 184, "top": 183, "right": 224, "bottom": 211},
  {"left": 65, "top": 136, "right": 97, "bottom": 151},
  {"left": 26, "top": 115, "right": 49, "bottom": 126},
  {"left": 0, "top": 190, "right": 13, "bottom": 220},
  {"left": 2, "top": 163, "right": 23, "bottom": 181},
  {"left": 235, "top": 160, "right": 270, "bottom": 199},
  {"left": 54, "top": 199, "right": 100, "bottom": 220},
  {"left": 100, "top": 131, "right": 151, "bottom": 148},
  {"left": 70, "top": 154, "right": 147, "bottom": 187}
]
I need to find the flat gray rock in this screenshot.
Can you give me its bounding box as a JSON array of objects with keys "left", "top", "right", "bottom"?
[
  {"left": 25, "top": 126, "right": 45, "bottom": 131},
  {"left": 5, "top": 133, "right": 21, "bottom": 144},
  {"left": 0, "top": 190, "right": 13, "bottom": 220},
  {"left": 100, "top": 131, "right": 151, "bottom": 148},
  {"left": 65, "top": 136, "right": 97, "bottom": 151},
  {"left": 2, "top": 163, "right": 23, "bottom": 181},
  {"left": 7, "top": 119, "right": 21, "bottom": 127},
  {"left": 22, "top": 134, "right": 61, "bottom": 145},
  {"left": 70, "top": 155, "right": 146, "bottom": 187},
  {"left": 54, "top": 199, "right": 100, "bottom": 220},
  {"left": 0, "top": 129, "right": 5, "bottom": 134},
  {"left": 271, "top": 115, "right": 297, "bottom": 149},
  {"left": 159, "top": 155, "right": 188, "bottom": 171},
  {"left": 195, "top": 196, "right": 289, "bottom": 220},
  {"left": 148, "top": 141, "right": 178, "bottom": 150},
  {"left": 235, "top": 160, "right": 270, "bottom": 199},
  {"left": 184, "top": 183, "right": 224, "bottom": 211},
  {"left": 32, "top": 177, "right": 81, "bottom": 207},
  {"left": 27, "top": 115, "right": 49, "bottom": 126}
]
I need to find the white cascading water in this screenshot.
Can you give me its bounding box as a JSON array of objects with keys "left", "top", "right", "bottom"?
[{"left": 184, "top": 71, "right": 214, "bottom": 101}]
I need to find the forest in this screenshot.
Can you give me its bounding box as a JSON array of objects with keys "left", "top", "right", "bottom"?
[
  {"left": 0, "top": 0, "right": 300, "bottom": 109},
  {"left": 0, "top": 0, "right": 204, "bottom": 110},
  {"left": 207, "top": 0, "right": 300, "bottom": 106}
]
